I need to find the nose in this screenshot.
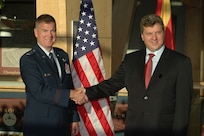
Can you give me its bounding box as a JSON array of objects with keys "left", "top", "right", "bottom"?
[
  {"left": 47, "top": 31, "right": 54, "bottom": 38},
  {"left": 48, "top": 31, "right": 52, "bottom": 36},
  {"left": 152, "top": 33, "right": 157, "bottom": 40}
]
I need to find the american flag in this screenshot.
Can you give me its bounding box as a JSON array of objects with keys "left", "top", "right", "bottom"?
[
  {"left": 71, "top": 0, "right": 115, "bottom": 135},
  {"left": 155, "top": 0, "right": 175, "bottom": 50}
]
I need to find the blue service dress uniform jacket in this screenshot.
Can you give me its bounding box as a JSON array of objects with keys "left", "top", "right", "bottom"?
[
  {"left": 86, "top": 47, "right": 193, "bottom": 136},
  {"left": 20, "top": 45, "right": 79, "bottom": 136}
]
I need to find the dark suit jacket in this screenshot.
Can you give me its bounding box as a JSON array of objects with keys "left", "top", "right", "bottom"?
[
  {"left": 86, "top": 47, "right": 193, "bottom": 136},
  {"left": 20, "top": 45, "right": 79, "bottom": 136}
]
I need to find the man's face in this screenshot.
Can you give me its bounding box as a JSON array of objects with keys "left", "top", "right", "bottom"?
[
  {"left": 141, "top": 23, "right": 164, "bottom": 52},
  {"left": 34, "top": 22, "right": 56, "bottom": 51}
]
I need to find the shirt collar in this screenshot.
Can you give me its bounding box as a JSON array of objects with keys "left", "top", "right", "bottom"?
[
  {"left": 146, "top": 45, "right": 165, "bottom": 61},
  {"left": 37, "top": 43, "right": 54, "bottom": 57}
]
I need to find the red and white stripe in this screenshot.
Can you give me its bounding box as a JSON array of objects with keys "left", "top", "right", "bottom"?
[{"left": 71, "top": 48, "right": 115, "bottom": 136}]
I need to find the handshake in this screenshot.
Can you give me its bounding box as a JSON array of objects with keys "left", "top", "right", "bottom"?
[{"left": 70, "top": 87, "right": 89, "bottom": 105}]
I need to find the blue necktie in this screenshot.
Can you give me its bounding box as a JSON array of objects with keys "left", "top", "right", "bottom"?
[{"left": 49, "top": 53, "right": 58, "bottom": 71}]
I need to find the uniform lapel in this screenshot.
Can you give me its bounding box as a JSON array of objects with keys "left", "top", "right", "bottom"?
[
  {"left": 54, "top": 50, "right": 65, "bottom": 81},
  {"left": 34, "top": 45, "right": 59, "bottom": 74}
]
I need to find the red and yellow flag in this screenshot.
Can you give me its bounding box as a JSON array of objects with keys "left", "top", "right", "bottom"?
[{"left": 155, "top": 0, "right": 175, "bottom": 50}]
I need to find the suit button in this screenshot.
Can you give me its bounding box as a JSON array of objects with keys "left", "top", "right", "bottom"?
[{"left": 144, "top": 96, "right": 148, "bottom": 100}]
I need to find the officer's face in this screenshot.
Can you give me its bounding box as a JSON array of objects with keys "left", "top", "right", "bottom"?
[{"left": 34, "top": 22, "right": 56, "bottom": 51}]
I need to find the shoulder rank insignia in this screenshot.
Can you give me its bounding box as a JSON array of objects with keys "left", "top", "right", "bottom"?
[{"left": 26, "top": 49, "right": 36, "bottom": 56}]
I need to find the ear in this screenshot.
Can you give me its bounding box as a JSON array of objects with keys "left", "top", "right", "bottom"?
[
  {"left": 141, "top": 33, "right": 144, "bottom": 41},
  {"left": 34, "top": 28, "right": 37, "bottom": 38}
]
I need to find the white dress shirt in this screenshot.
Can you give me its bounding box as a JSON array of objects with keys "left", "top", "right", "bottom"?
[{"left": 146, "top": 45, "right": 165, "bottom": 75}]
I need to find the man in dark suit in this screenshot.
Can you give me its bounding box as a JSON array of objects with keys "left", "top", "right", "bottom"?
[
  {"left": 72, "top": 14, "right": 193, "bottom": 136},
  {"left": 20, "top": 14, "right": 81, "bottom": 136}
]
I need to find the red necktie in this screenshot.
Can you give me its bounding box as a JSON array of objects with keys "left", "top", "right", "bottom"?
[{"left": 145, "top": 54, "right": 154, "bottom": 88}]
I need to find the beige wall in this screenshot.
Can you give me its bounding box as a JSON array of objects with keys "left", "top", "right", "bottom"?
[{"left": 36, "top": 0, "right": 68, "bottom": 52}]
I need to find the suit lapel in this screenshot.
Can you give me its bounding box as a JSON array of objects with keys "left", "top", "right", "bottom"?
[
  {"left": 129, "top": 49, "right": 146, "bottom": 89},
  {"left": 139, "top": 50, "right": 146, "bottom": 86},
  {"left": 148, "top": 48, "right": 170, "bottom": 88}
]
